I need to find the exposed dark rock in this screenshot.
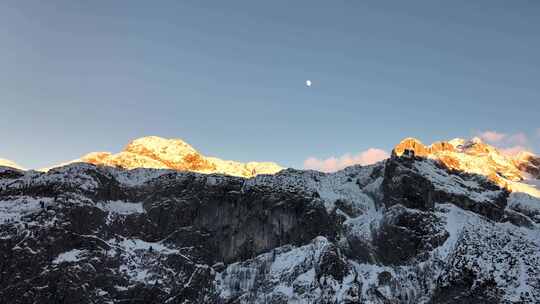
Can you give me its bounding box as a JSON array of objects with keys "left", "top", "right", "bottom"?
[
  {"left": 0, "top": 159, "right": 538, "bottom": 303},
  {"left": 374, "top": 205, "right": 448, "bottom": 265},
  {"left": 383, "top": 155, "right": 437, "bottom": 211},
  {"left": 383, "top": 154, "right": 509, "bottom": 221},
  {"left": 316, "top": 243, "right": 348, "bottom": 282}
]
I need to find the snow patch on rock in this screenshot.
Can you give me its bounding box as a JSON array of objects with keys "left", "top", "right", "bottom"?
[
  {"left": 53, "top": 249, "right": 87, "bottom": 264},
  {"left": 97, "top": 201, "right": 145, "bottom": 215}
]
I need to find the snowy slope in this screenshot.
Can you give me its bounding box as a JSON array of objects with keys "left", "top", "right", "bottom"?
[
  {"left": 0, "top": 158, "right": 24, "bottom": 170},
  {"left": 1, "top": 139, "right": 540, "bottom": 303},
  {"left": 40, "top": 136, "right": 283, "bottom": 178},
  {"left": 394, "top": 137, "right": 540, "bottom": 198}
]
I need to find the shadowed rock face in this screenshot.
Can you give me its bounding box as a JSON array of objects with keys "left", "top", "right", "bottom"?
[
  {"left": 383, "top": 153, "right": 509, "bottom": 220},
  {"left": 1, "top": 153, "right": 539, "bottom": 303},
  {"left": 373, "top": 205, "right": 448, "bottom": 265},
  {"left": 0, "top": 165, "right": 343, "bottom": 303},
  {"left": 383, "top": 155, "right": 438, "bottom": 211},
  {"left": 139, "top": 175, "right": 338, "bottom": 263}
]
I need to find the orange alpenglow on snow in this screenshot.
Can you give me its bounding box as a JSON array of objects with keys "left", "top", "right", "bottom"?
[
  {"left": 514, "top": 151, "right": 540, "bottom": 178},
  {"left": 2, "top": 135, "right": 539, "bottom": 189},
  {"left": 0, "top": 158, "right": 24, "bottom": 170},
  {"left": 77, "top": 136, "right": 283, "bottom": 178},
  {"left": 392, "top": 137, "right": 540, "bottom": 197}
]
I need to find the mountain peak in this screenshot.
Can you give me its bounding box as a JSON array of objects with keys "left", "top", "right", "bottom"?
[
  {"left": 124, "top": 136, "right": 199, "bottom": 157},
  {"left": 448, "top": 138, "right": 466, "bottom": 147},
  {"left": 392, "top": 137, "right": 539, "bottom": 196},
  {"left": 393, "top": 137, "right": 455, "bottom": 158},
  {"left": 119, "top": 136, "right": 212, "bottom": 171},
  {"left": 470, "top": 136, "right": 485, "bottom": 144},
  {"left": 0, "top": 158, "right": 24, "bottom": 170},
  {"left": 75, "top": 136, "right": 284, "bottom": 178}
]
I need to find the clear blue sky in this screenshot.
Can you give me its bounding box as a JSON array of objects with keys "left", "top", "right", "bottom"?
[{"left": 1, "top": 1, "right": 539, "bottom": 169}]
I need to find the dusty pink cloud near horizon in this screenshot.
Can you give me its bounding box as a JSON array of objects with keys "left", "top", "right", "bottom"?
[
  {"left": 478, "top": 130, "right": 529, "bottom": 146},
  {"left": 304, "top": 148, "right": 389, "bottom": 173},
  {"left": 478, "top": 130, "right": 534, "bottom": 156},
  {"left": 478, "top": 131, "right": 506, "bottom": 143}
]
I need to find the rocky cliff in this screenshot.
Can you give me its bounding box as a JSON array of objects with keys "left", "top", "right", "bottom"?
[
  {"left": 394, "top": 137, "right": 540, "bottom": 197},
  {"left": 1, "top": 138, "right": 540, "bottom": 303}
]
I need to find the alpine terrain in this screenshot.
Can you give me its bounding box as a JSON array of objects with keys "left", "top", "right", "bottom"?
[
  {"left": 42, "top": 136, "right": 283, "bottom": 178},
  {"left": 1, "top": 136, "right": 540, "bottom": 303}
]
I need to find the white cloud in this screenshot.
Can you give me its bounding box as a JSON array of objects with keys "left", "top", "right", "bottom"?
[{"left": 304, "top": 148, "right": 389, "bottom": 173}]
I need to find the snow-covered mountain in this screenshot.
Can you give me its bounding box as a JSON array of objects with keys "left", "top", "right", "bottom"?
[
  {"left": 394, "top": 137, "right": 540, "bottom": 198},
  {"left": 0, "top": 158, "right": 23, "bottom": 170},
  {"left": 44, "top": 136, "right": 284, "bottom": 178},
  {"left": 1, "top": 137, "right": 540, "bottom": 303},
  {"left": 515, "top": 151, "right": 540, "bottom": 179},
  {"left": 8, "top": 135, "right": 540, "bottom": 185}
]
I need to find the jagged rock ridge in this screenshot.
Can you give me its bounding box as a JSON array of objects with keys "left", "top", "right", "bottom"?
[
  {"left": 1, "top": 137, "right": 540, "bottom": 303},
  {"left": 394, "top": 137, "right": 540, "bottom": 198}
]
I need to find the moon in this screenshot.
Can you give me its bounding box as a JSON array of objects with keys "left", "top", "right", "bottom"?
[{"left": 305, "top": 80, "right": 312, "bottom": 87}]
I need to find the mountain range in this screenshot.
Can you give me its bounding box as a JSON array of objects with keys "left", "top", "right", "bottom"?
[
  {"left": 3, "top": 136, "right": 283, "bottom": 178},
  {"left": 1, "top": 136, "right": 540, "bottom": 303}
]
